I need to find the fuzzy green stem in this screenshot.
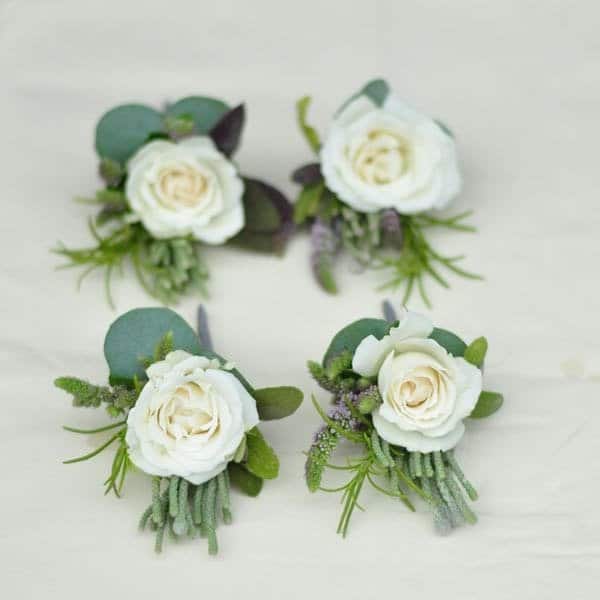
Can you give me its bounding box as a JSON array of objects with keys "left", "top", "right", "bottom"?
[
  {"left": 445, "top": 451, "right": 478, "bottom": 500},
  {"left": 169, "top": 476, "right": 179, "bottom": 518},
  {"left": 217, "top": 471, "right": 232, "bottom": 524},
  {"left": 193, "top": 483, "right": 204, "bottom": 525}
]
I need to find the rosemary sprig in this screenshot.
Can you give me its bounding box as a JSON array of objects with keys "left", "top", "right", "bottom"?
[{"left": 376, "top": 213, "right": 481, "bottom": 307}]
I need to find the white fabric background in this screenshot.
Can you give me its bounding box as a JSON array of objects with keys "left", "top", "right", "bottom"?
[{"left": 2, "top": 0, "right": 599, "bottom": 598}]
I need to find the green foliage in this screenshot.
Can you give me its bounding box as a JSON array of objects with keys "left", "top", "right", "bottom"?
[
  {"left": 244, "top": 428, "right": 279, "bottom": 479},
  {"left": 95, "top": 104, "right": 164, "bottom": 163},
  {"left": 464, "top": 336, "right": 488, "bottom": 367},
  {"left": 338, "top": 78, "right": 391, "bottom": 114},
  {"left": 253, "top": 386, "right": 303, "bottom": 420},
  {"left": 305, "top": 426, "right": 340, "bottom": 492},
  {"left": 139, "top": 473, "right": 231, "bottom": 555},
  {"left": 232, "top": 178, "right": 293, "bottom": 255},
  {"left": 377, "top": 212, "right": 481, "bottom": 308},
  {"left": 296, "top": 96, "right": 321, "bottom": 153},
  {"left": 429, "top": 328, "right": 467, "bottom": 358},
  {"left": 103, "top": 307, "right": 202, "bottom": 386},
  {"left": 322, "top": 318, "right": 392, "bottom": 368},
  {"left": 294, "top": 182, "right": 324, "bottom": 225},
  {"left": 133, "top": 236, "right": 209, "bottom": 304},
  {"left": 228, "top": 462, "right": 263, "bottom": 497},
  {"left": 98, "top": 157, "right": 125, "bottom": 187},
  {"left": 163, "top": 113, "right": 195, "bottom": 138},
  {"left": 54, "top": 376, "right": 137, "bottom": 417},
  {"left": 357, "top": 386, "right": 382, "bottom": 414},
  {"left": 165, "top": 96, "right": 230, "bottom": 134},
  {"left": 470, "top": 391, "right": 503, "bottom": 418}
]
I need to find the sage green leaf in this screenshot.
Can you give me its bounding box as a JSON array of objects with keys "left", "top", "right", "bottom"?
[
  {"left": 227, "top": 462, "right": 263, "bottom": 497},
  {"left": 245, "top": 427, "right": 279, "bottom": 479},
  {"left": 337, "top": 78, "right": 391, "bottom": 115},
  {"left": 294, "top": 182, "right": 323, "bottom": 225},
  {"left": 165, "top": 96, "right": 229, "bottom": 134},
  {"left": 429, "top": 327, "right": 467, "bottom": 357},
  {"left": 470, "top": 391, "right": 504, "bottom": 418},
  {"left": 464, "top": 336, "right": 488, "bottom": 368},
  {"left": 253, "top": 386, "right": 303, "bottom": 420},
  {"left": 95, "top": 104, "right": 164, "bottom": 163},
  {"left": 296, "top": 96, "right": 320, "bottom": 153},
  {"left": 361, "top": 78, "right": 390, "bottom": 106},
  {"left": 323, "top": 318, "right": 393, "bottom": 368},
  {"left": 104, "top": 307, "right": 201, "bottom": 386}
]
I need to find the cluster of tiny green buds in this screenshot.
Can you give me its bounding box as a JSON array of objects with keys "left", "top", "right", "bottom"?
[
  {"left": 54, "top": 377, "right": 137, "bottom": 417},
  {"left": 357, "top": 386, "right": 382, "bottom": 414},
  {"left": 164, "top": 114, "right": 195, "bottom": 139},
  {"left": 99, "top": 157, "right": 125, "bottom": 187},
  {"left": 305, "top": 425, "right": 340, "bottom": 492}
]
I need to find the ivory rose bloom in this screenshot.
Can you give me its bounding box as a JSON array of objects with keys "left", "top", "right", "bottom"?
[
  {"left": 320, "top": 95, "right": 461, "bottom": 214},
  {"left": 352, "top": 309, "right": 481, "bottom": 452},
  {"left": 126, "top": 350, "right": 258, "bottom": 484},
  {"left": 126, "top": 137, "right": 245, "bottom": 243}
]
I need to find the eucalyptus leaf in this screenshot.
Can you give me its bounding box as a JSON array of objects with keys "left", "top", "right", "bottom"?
[
  {"left": 254, "top": 386, "right": 303, "bottom": 420},
  {"left": 245, "top": 427, "right": 279, "bottom": 479},
  {"left": 464, "top": 336, "right": 488, "bottom": 368},
  {"left": 337, "top": 78, "right": 391, "bottom": 114},
  {"left": 228, "top": 462, "right": 263, "bottom": 497},
  {"left": 435, "top": 119, "right": 454, "bottom": 138},
  {"left": 429, "top": 327, "right": 467, "bottom": 357},
  {"left": 104, "top": 308, "right": 201, "bottom": 386},
  {"left": 165, "top": 96, "right": 229, "bottom": 134},
  {"left": 323, "top": 318, "right": 392, "bottom": 368},
  {"left": 470, "top": 391, "right": 503, "bottom": 419},
  {"left": 209, "top": 104, "right": 245, "bottom": 157},
  {"left": 95, "top": 104, "right": 164, "bottom": 163}
]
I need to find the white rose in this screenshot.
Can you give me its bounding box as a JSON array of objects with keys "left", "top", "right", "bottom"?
[
  {"left": 126, "top": 350, "right": 258, "bottom": 485},
  {"left": 125, "top": 137, "right": 245, "bottom": 243},
  {"left": 352, "top": 309, "right": 481, "bottom": 452},
  {"left": 320, "top": 95, "right": 461, "bottom": 214}
]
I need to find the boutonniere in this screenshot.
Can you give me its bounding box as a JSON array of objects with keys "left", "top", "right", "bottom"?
[
  {"left": 56, "top": 96, "right": 293, "bottom": 306},
  {"left": 55, "top": 306, "right": 303, "bottom": 555},
  {"left": 305, "top": 301, "right": 503, "bottom": 536},
  {"left": 292, "top": 79, "right": 481, "bottom": 306}
]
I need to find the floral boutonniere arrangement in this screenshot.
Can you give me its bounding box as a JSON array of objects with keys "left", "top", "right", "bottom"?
[
  {"left": 305, "top": 301, "right": 503, "bottom": 536},
  {"left": 56, "top": 96, "right": 293, "bottom": 306},
  {"left": 55, "top": 306, "right": 303, "bottom": 555},
  {"left": 292, "top": 79, "right": 481, "bottom": 306}
]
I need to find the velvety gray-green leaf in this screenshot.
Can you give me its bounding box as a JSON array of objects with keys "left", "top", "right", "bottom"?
[
  {"left": 165, "top": 96, "right": 229, "bottom": 134},
  {"left": 470, "top": 391, "right": 504, "bottom": 419},
  {"left": 244, "top": 428, "right": 279, "bottom": 479},
  {"left": 337, "top": 78, "right": 390, "bottom": 114},
  {"left": 104, "top": 307, "right": 201, "bottom": 386},
  {"left": 95, "top": 104, "right": 164, "bottom": 163},
  {"left": 227, "top": 462, "right": 263, "bottom": 497},
  {"left": 429, "top": 327, "right": 467, "bottom": 357},
  {"left": 253, "top": 386, "right": 303, "bottom": 420},
  {"left": 323, "top": 318, "right": 392, "bottom": 368}
]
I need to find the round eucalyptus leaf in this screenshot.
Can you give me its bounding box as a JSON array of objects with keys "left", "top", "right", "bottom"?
[
  {"left": 429, "top": 327, "right": 467, "bottom": 357},
  {"left": 95, "top": 104, "right": 164, "bottom": 163},
  {"left": 165, "top": 96, "right": 229, "bottom": 134},
  {"left": 104, "top": 307, "right": 201, "bottom": 385},
  {"left": 323, "top": 318, "right": 392, "bottom": 368}
]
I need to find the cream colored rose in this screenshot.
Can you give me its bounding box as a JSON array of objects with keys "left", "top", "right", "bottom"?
[
  {"left": 126, "top": 350, "right": 258, "bottom": 484},
  {"left": 320, "top": 95, "right": 461, "bottom": 214},
  {"left": 352, "top": 309, "right": 481, "bottom": 452},
  {"left": 125, "top": 137, "right": 244, "bottom": 243}
]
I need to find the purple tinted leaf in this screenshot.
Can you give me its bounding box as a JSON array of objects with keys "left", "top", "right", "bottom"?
[
  {"left": 291, "top": 162, "right": 323, "bottom": 186},
  {"left": 209, "top": 104, "right": 245, "bottom": 157}
]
